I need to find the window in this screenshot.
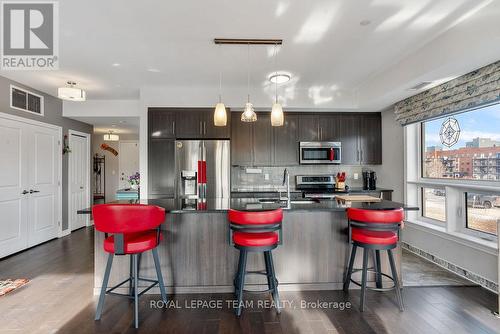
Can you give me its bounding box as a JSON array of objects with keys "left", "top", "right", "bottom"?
[
  {"left": 465, "top": 192, "right": 499, "bottom": 236},
  {"left": 422, "top": 103, "right": 500, "bottom": 181},
  {"left": 422, "top": 187, "right": 446, "bottom": 222},
  {"left": 10, "top": 85, "right": 44, "bottom": 116}
]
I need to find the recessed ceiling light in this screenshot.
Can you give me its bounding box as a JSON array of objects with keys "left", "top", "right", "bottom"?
[
  {"left": 147, "top": 68, "right": 160, "bottom": 73},
  {"left": 360, "top": 20, "right": 371, "bottom": 26},
  {"left": 269, "top": 73, "right": 291, "bottom": 84},
  {"left": 119, "top": 120, "right": 127, "bottom": 124},
  {"left": 111, "top": 124, "right": 116, "bottom": 127},
  {"left": 112, "top": 63, "right": 121, "bottom": 67}
]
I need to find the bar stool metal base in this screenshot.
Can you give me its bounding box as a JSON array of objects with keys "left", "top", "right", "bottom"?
[
  {"left": 95, "top": 248, "right": 168, "bottom": 329},
  {"left": 233, "top": 245, "right": 280, "bottom": 317},
  {"left": 344, "top": 242, "right": 404, "bottom": 312}
]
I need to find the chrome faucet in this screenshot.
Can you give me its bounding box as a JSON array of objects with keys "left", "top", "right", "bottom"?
[{"left": 280, "top": 168, "right": 291, "bottom": 209}]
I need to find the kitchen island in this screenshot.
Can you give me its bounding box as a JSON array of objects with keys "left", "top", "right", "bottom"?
[{"left": 87, "top": 198, "right": 417, "bottom": 295}]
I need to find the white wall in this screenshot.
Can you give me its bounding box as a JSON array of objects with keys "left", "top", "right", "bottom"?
[{"left": 372, "top": 108, "right": 405, "bottom": 202}]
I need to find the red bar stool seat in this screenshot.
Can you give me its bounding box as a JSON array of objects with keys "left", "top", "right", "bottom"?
[
  {"left": 351, "top": 228, "right": 398, "bottom": 245},
  {"left": 93, "top": 204, "right": 168, "bottom": 329},
  {"left": 103, "top": 231, "right": 164, "bottom": 254},
  {"left": 232, "top": 231, "right": 279, "bottom": 247},
  {"left": 229, "top": 209, "right": 283, "bottom": 316},
  {"left": 344, "top": 208, "right": 404, "bottom": 312}
]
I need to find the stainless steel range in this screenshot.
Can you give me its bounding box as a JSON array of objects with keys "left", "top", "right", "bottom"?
[{"left": 295, "top": 175, "right": 346, "bottom": 199}]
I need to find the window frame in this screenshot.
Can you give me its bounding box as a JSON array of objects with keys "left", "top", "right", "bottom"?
[
  {"left": 405, "top": 102, "right": 499, "bottom": 245},
  {"left": 419, "top": 186, "right": 447, "bottom": 225}
]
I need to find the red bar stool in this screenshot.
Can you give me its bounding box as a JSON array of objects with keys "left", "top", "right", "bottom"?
[
  {"left": 343, "top": 208, "right": 404, "bottom": 312},
  {"left": 229, "top": 209, "right": 283, "bottom": 316},
  {"left": 92, "top": 204, "right": 167, "bottom": 328}
]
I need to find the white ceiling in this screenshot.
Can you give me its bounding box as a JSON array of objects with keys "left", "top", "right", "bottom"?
[
  {"left": 71, "top": 116, "right": 139, "bottom": 134},
  {"left": 1, "top": 0, "right": 499, "bottom": 111}
]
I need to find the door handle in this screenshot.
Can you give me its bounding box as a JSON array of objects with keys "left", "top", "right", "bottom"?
[
  {"left": 29, "top": 189, "right": 40, "bottom": 194},
  {"left": 21, "top": 190, "right": 29, "bottom": 195},
  {"left": 203, "top": 122, "right": 206, "bottom": 135}
]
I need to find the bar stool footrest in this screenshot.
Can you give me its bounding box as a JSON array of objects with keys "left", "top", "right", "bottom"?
[
  {"left": 348, "top": 268, "right": 397, "bottom": 292},
  {"left": 106, "top": 277, "right": 160, "bottom": 298}
]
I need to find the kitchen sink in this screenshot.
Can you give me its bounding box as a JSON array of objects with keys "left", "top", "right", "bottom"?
[{"left": 257, "top": 198, "right": 317, "bottom": 205}]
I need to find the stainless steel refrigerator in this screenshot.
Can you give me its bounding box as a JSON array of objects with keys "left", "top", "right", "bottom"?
[{"left": 175, "top": 140, "right": 230, "bottom": 204}]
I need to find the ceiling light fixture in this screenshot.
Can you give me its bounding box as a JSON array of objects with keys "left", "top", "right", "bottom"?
[
  {"left": 58, "top": 81, "right": 86, "bottom": 101},
  {"left": 213, "top": 45, "right": 227, "bottom": 127},
  {"left": 269, "top": 73, "right": 291, "bottom": 84},
  {"left": 241, "top": 44, "right": 257, "bottom": 122},
  {"left": 360, "top": 19, "right": 371, "bottom": 26},
  {"left": 103, "top": 130, "right": 119, "bottom": 141},
  {"left": 271, "top": 44, "right": 284, "bottom": 127}
]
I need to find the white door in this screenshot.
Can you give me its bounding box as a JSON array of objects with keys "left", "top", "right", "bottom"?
[
  {"left": 0, "top": 117, "right": 29, "bottom": 257},
  {"left": 26, "top": 124, "right": 60, "bottom": 246},
  {"left": 68, "top": 133, "right": 89, "bottom": 231},
  {"left": 119, "top": 141, "right": 139, "bottom": 189},
  {"left": 0, "top": 115, "right": 60, "bottom": 258}
]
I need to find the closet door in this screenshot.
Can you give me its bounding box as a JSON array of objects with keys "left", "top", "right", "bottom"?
[
  {"left": 26, "top": 123, "right": 60, "bottom": 247},
  {"left": 0, "top": 117, "right": 29, "bottom": 258}
]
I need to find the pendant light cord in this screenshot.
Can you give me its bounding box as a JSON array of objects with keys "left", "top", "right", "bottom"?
[
  {"left": 274, "top": 44, "right": 278, "bottom": 104},
  {"left": 247, "top": 43, "right": 250, "bottom": 103},
  {"left": 218, "top": 44, "right": 222, "bottom": 103}
]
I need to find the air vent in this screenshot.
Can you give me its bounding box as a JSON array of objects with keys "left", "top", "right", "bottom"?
[
  {"left": 10, "top": 85, "right": 44, "bottom": 115},
  {"left": 408, "top": 81, "right": 434, "bottom": 91}
]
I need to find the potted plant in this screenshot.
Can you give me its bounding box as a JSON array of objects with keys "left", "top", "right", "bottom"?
[{"left": 128, "top": 172, "right": 140, "bottom": 190}]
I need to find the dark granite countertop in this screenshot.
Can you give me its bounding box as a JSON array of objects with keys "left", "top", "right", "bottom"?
[
  {"left": 231, "top": 187, "right": 393, "bottom": 196},
  {"left": 78, "top": 197, "right": 417, "bottom": 214}
]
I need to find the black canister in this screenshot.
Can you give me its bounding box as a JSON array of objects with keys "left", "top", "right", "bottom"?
[
  {"left": 368, "top": 171, "right": 377, "bottom": 190},
  {"left": 362, "top": 171, "right": 369, "bottom": 190}
]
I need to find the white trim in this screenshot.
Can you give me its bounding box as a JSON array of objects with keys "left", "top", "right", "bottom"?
[
  {"left": 9, "top": 84, "right": 45, "bottom": 116},
  {"left": 405, "top": 220, "right": 498, "bottom": 255},
  {"left": 0, "top": 112, "right": 63, "bottom": 239},
  {"left": 68, "top": 130, "right": 91, "bottom": 232}
]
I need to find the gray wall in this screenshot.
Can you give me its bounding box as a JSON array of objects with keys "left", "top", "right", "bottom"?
[
  {"left": 92, "top": 133, "right": 139, "bottom": 202},
  {"left": 0, "top": 75, "right": 93, "bottom": 231},
  {"left": 372, "top": 108, "right": 404, "bottom": 202}
]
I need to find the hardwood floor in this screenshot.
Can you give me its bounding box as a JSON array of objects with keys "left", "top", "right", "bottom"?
[{"left": 0, "top": 227, "right": 498, "bottom": 334}]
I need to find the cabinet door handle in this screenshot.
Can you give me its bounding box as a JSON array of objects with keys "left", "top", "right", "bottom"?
[
  {"left": 30, "top": 189, "right": 40, "bottom": 194},
  {"left": 360, "top": 150, "right": 363, "bottom": 162},
  {"left": 21, "top": 190, "right": 29, "bottom": 195},
  {"left": 172, "top": 121, "right": 175, "bottom": 135},
  {"left": 203, "top": 121, "right": 206, "bottom": 135},
  {"left": 357, "top": 150, "right": 360, "bottom": 162},
  {"left": 199, "top": 122, "right": 202, "bottom": 135}
]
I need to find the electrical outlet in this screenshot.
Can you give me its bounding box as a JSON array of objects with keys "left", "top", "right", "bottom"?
[
  {"left": 264, "top": 173, "right": 269, "bottom": 180},
  {"left": 353, "top": 173, "right": 359, "bottom": 180}
]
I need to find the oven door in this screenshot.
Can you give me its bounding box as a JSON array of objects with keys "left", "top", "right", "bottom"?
[{"left": 300, "top": 143, "right": 341, "bottom": 164}]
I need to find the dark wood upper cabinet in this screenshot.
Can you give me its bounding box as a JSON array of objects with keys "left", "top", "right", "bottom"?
[
  {"left": 148, "top": 108, "right": 176, "bottom": 138},
  {"left": 358, "top": 113, "right": 382, "bottom": 164},
  {"left": 339, "top": 114, "right": 360, "bottom": 165},
  {"left": 252, "top": 114, "right": 274, "bottom": 166},
  {"left": 298, "top": 115, "right": 320, "bottom": 141},
  {"left": 274, "top": 115, "right": 299, "bottom": 166},
  {"left": 175, "top": 109, "right": 205, "bottom": 139},
  {"left": 231, "top": 116, "right": 253, "bottom": 166},
  {"left": 201, "top": 109, "right": 231, "bottom": 139},
  {"left": 319, "top": 114, "right": 341, "bottom": 141}
]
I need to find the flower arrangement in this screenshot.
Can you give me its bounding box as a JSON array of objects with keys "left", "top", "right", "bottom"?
[{"left": 128, "top": 172, "right": 140, "bottom": 189}]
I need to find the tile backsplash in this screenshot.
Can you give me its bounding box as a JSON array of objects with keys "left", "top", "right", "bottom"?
[{"left": 231, "top": 165, "right": 365, "bottom": 191}]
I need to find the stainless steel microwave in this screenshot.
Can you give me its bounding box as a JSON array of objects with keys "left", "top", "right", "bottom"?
[{"left": 299, "top": 142, "right": 341, "bottom": 164}]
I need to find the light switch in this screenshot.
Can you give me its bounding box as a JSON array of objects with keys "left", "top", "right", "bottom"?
[{"left": 264, "top": 173, "right": 269, "bottom": 180}]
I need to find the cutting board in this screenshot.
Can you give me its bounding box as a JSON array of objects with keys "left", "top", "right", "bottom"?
[{"left": 335, "top": 195, "right": 381, "bottom": 202}]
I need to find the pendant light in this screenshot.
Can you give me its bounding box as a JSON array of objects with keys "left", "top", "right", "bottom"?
[
  {"left": 271, "top": 44, "right": 284, "bottom": 126},
  {"left": 213, "top": 45, "right": 227, "bottom": 126},
  {"left": 241, "top": 44, "right": 257, "bottom": 122}
]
